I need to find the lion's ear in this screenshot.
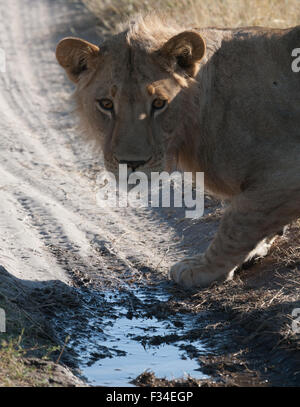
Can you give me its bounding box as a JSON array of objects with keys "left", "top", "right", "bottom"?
[
  {"left": 160, "top": 31, "right": 206, "bottom": 77},
  {"left": 56, "top": 37, "right": 100, "bottom": 83}
]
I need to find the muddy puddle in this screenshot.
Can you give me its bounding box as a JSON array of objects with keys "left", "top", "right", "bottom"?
[{"left": 53, "top": 285, "right": 209, "bottom": 386}]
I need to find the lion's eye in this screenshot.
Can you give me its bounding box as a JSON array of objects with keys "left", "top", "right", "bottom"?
[
  {"left": 152, "top": 98, "right": 166, "bottom": 110},
  {"left": 98, "top": 99, "right": 114, "bottom": 111}
]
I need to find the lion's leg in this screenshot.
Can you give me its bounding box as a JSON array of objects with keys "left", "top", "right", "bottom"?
[
  {"left": 170, "top": 188, "right": 299, "bottom": 288},
  {"left": 243, "top": 225, "right": 289, "bottom": 266},
  {"left": 242, "top": 234, "right": 277, "bottom": 266}
]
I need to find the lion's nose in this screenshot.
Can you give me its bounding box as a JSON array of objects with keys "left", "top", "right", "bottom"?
[{"left": 118, "top": 160, "right": 148, "bottom": 171}]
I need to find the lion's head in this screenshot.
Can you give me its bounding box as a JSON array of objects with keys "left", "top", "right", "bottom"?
[{"left": 56, "top": 15, "right": 206, "bottom": 176}]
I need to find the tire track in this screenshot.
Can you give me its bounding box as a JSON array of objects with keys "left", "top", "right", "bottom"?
[{"left": 0, "top": 0, "right": 219, "bottom": 289}]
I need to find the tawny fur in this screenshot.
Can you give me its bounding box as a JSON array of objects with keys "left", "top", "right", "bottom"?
[{"left": 56, "top": 14, "right": 300, "bottom": 288}]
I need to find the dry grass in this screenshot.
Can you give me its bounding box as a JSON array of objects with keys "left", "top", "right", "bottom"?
[
  {"left": 0, "top": 336, "right": 54, "bottom": 387},
  {"left": 0, "top": 272, "right": 84, "bottom": 387},
  {"left": 83, "top": 0, "right": 300, "bottom": 31},
  {"left": 0, "top": 295, "right": 59, "bottom": 386}
]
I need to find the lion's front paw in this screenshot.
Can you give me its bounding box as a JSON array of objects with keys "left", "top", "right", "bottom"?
[
  {"left": 169, "top": 255, "right": 221, "bottom": 289},
  {"left": 169, "top": 254, "right": 235, "bottom": 289}
]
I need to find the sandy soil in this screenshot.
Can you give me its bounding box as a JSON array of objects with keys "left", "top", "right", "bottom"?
[
  {"left": 0, "top": 0, "right": 220, "bottom": 384},
  {"left": 0, "top": 0, "right": 299, "bottom": 387},
  {"left": 0, "top": 0, "right": 219, "bottom": 291}
]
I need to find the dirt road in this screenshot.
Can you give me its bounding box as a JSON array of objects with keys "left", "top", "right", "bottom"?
[
  {"left": 0, "top": 0, "right": 218, "bottom": 290},
  {"left": 0, "top": 0, "right": 299, "bottom": 387},
  {"left": 0, "top": 0, "right": 220, "bottom": 385}
]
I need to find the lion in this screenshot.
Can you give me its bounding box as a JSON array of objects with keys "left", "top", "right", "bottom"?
[{"left": 56, "top": 14, "right": 300, "bottom": 289}]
